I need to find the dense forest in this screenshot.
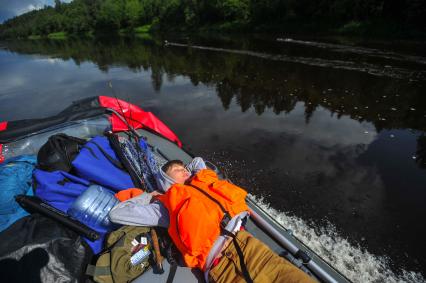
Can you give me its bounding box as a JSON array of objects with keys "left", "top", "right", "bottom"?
[{"left": 1, "top": 0, "right": 425, "bottom": 38}]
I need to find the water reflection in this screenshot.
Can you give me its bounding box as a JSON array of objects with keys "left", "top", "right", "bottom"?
[
  {"left": 1, "top": 36, "right": 426, "bottom": 277},
  {"left": 416, "top": 135, "right": 426, "bottom": 168},
  {"left": 4, "top": 39, "right": 426, "bottom": 140},
  {"left": 3, "top": 37, "right": 425, "bottom": 132}
]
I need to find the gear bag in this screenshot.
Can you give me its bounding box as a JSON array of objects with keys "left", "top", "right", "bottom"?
[
  {"left": 33, "top": 169, "right": 114, "bottom": 254},
  {"left": 0, "top": 213, "right": 93, "bottom": 283},
  {"left": 0, "top": 155, "right": 36, "bottom": 232},
  {"left": 87, "top": 226, "right": 153, "bottom": 283},
  {"left": 72, "top": 136, "right": 136, "bottom": 191},
  {"left": 107, "top": 134, "right": 161, "bottom": 193},
  {"left": 37, "top": 133, "right": 86, "bottom": 172},
  {"left": 33, "top": 169, "right": 91, "bottom": 212}
]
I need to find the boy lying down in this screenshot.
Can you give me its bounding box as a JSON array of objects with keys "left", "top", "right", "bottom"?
[{"left": 109, "top": 157, "right": 315, "bottom": 283}]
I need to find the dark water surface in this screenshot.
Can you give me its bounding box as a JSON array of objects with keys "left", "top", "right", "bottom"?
[{"left": 1, "top": 35, "right": 426, "bottom": 281}]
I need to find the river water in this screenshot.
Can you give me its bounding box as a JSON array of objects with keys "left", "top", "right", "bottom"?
[{"left": 0, "top": 35, "right": 425, "bottom": 282}]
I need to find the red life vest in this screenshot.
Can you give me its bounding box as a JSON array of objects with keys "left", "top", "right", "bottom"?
[{"left": 157, "top": 169, "right": 249, "bottom": 270}]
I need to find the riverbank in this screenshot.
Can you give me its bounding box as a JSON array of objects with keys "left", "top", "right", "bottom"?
[
  {"left": 23, "top": 25, "right": 153, "bottom": 41},
  {"left": 12, "top": 19, "right": 426, "bottom": 41},
  {"left": 161, "top": 19, "right": 426, "bottom": 40}
]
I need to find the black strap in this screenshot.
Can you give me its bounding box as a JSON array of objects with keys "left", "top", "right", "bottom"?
[
  {"left": 232, "top": 235, "right": 254, "bottom": 283},
  {"left": 187, "top": 183, "right": 227, "bottom": 213},
  {"left": 84, "top": 145, "right": 97, "bottom": 159},
  {"left": 86, "top": 141, "right": 125, "bottom": 170},
  {"left": 219, "top": 229, "right": 254, "bottom": 283},
  {"left": 97, "top": 231, "right": 126, "bottom": 256},
  {"left": 166, "top": 263, "right": 178, "bottom": 283}
]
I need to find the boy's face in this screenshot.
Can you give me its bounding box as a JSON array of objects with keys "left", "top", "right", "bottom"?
[{"left": 166, "top": 164, "right": 191, "bottom": 184}]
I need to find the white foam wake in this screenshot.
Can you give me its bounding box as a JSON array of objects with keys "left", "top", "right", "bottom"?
[
  {"left": 277, "top": 38, "right": 426, "bottom": 66},
  {"left": 248, "top": 194, "right": 425, "bottom": 283}
]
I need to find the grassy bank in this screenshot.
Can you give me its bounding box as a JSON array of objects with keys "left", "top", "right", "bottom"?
[
  {"left": 134, "top": 25, "right": 151, "bottom": 34},
  {"left": 47, "top": 32, "right": 67, "bottom": 39}
]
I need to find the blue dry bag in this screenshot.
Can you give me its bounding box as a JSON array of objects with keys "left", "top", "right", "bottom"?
[
  {"left": 33, "top": 169, "right": 116, "bottom": 254},
  {"left": 72, "top": 136, "right": 135, "bottom": 191},
  {"left": 34, "top": 169, "right": 91, "bottom": 213},
  {"left": 0, "top": 155, "right": 36, "bottom": 232}
]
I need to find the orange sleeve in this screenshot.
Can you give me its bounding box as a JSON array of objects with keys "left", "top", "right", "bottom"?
[{"left": 115, "top": 188, "right": 144, "bottom": 202}]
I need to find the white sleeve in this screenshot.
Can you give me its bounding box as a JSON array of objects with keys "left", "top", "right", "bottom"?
[{"left": 108, "top": 193, "right": 170, "bottom": 228}]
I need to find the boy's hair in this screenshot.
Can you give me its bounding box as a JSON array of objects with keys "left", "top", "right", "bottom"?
[{"left": 161, "top": 160, "right": 184, "bottom": 173}]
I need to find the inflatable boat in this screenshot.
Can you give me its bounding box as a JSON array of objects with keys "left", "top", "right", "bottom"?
[{"left": 0, "top": 96, "right": 351, "bottom": 283}]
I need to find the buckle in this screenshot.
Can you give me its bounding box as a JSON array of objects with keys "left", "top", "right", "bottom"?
[{"left": 220, "top": 212, "right": 231, "bottom": 230}]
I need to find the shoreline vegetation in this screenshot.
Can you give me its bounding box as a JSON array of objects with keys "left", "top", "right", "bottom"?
[{"left": 0, "top": 0, "right": 425, "bottom": 40}]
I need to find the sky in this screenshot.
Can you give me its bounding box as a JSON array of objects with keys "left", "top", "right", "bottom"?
[{"left": 0, "top": 0, "right": 70, "bottom": 23}]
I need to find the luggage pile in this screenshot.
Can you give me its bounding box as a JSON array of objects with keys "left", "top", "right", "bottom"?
[{"left": 0, "top": 97, "right": 179, "bottom": 283}]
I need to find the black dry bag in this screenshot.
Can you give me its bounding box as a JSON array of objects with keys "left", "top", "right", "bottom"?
[
  {"left": 37, "top": 133, "right": 86, "bottom": 172},
  {"left": 0, "top": 213, "right": 93, "bottom": 283}
]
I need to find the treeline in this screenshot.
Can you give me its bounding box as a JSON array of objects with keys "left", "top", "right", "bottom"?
[{"left": 1, "top": 0, "right": 425, "bottom": 38}]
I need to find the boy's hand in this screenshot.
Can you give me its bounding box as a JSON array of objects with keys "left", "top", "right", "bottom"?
[{"left": 150, "top": 191, "right": 163, "bottom": 197}]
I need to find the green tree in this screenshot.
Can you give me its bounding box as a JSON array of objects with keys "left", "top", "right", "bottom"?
[
  {"left": 97, "top": 0, "right": 123, "bottom": 30},
  {"left": 220, "top": 0, "right": 250, "bottom": 23},
  {"left": 55, "top": 0, "right": 63, "bottom": 13},
  {"left": 124, "top": 0, "right": 142, "bottom": 27},
  {"left": 1, "top": 0, "right": 425, "bottom": 38},
  {"left": 64, "top": 0, "right": 91, "bottom": 33}
]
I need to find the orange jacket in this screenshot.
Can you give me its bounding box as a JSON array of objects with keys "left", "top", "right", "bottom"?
[{"left": 157, "top": 169, "right": 248, "bottom": 270}]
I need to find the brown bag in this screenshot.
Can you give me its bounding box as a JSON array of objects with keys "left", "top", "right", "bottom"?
[{"left": 86, "top": 226, "right": 151, "bottom": 283}]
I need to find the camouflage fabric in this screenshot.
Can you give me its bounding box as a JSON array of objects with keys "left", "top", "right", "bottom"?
[{"left": 88, "top": 226, "right": 151, "bottom": 283}]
